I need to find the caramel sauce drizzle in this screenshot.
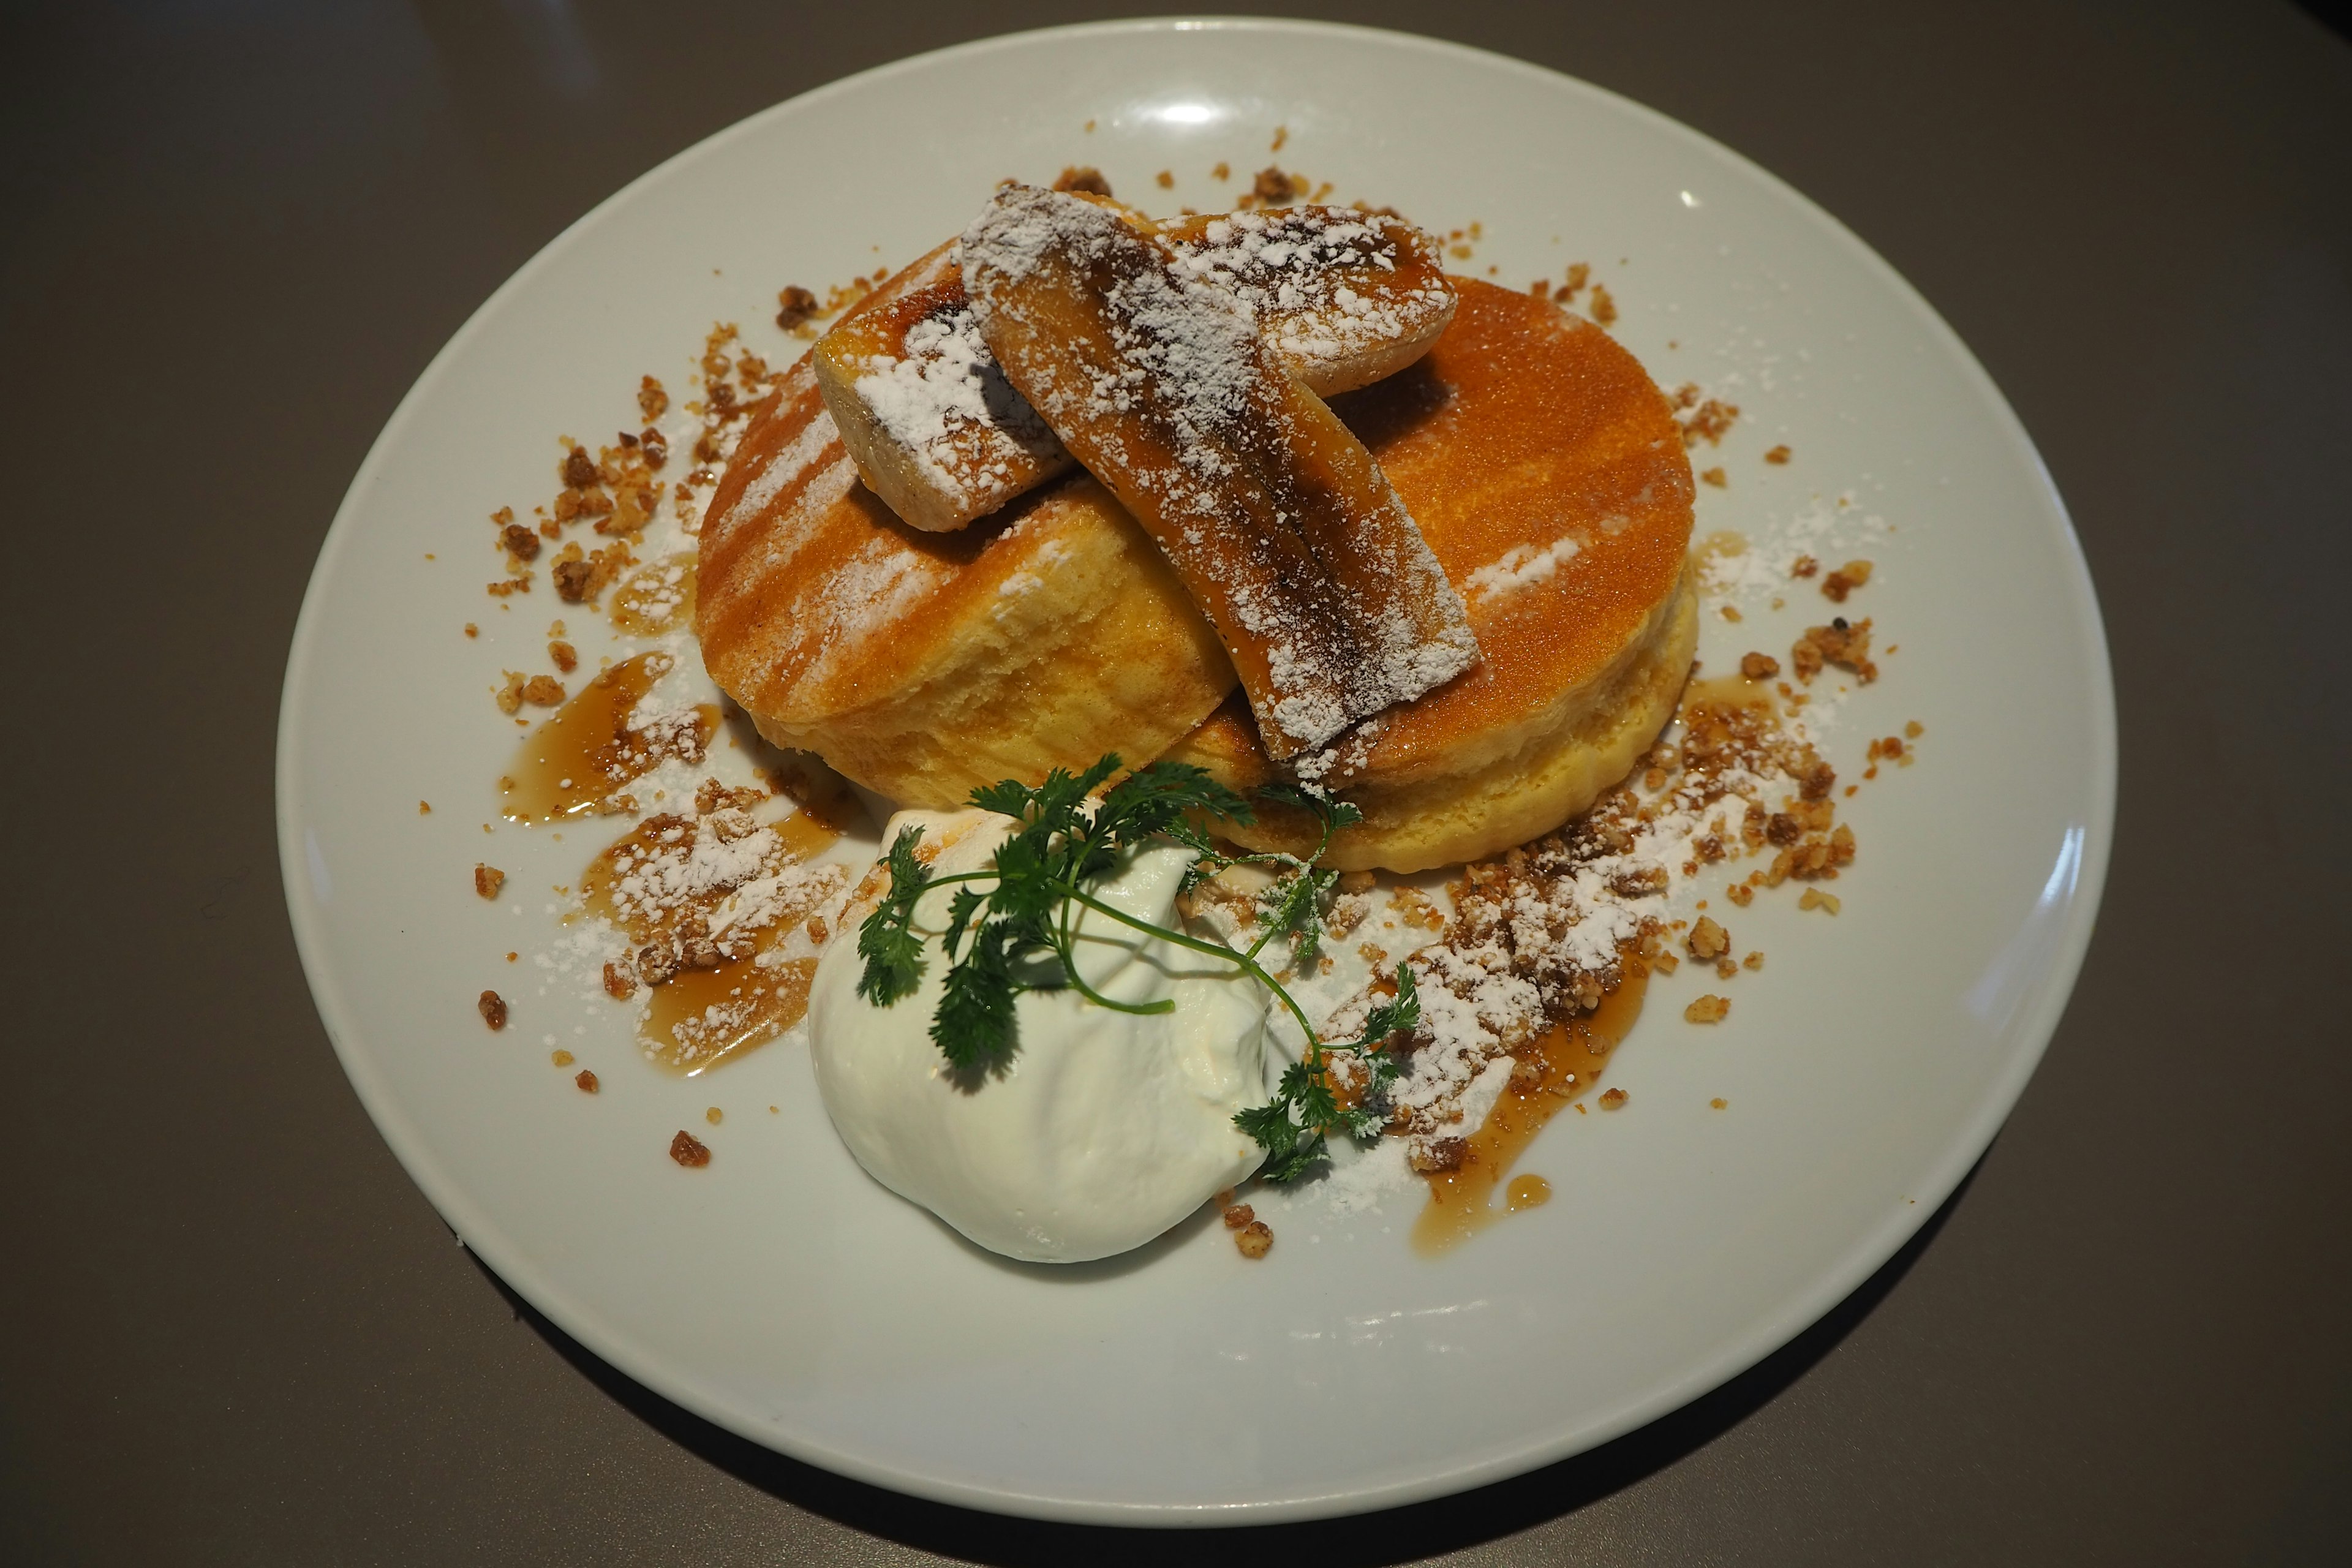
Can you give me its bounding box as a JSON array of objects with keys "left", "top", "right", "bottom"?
[
  {"left": 578, "top": 807, "right": 842, "bottom": 1075},
  {"left": 609, "top": 552, "right": 696, "bottom": 637},
  {"left": 1409, "top": 948, "right": 1651, "bottom": 1256},
  {"left": 499, "top": 652, "right": 718, "bottom": 823}
]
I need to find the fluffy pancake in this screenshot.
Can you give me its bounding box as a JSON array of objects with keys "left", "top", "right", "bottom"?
[
  {"left": 695, "top": 356, "right": 1234, "bottom": 805},
  {"left": 699, "top": 278, "right": 1694, "bottom": 867},
  {"left": 1159, "top": 278, "right": 1698, "bottom": 871}
]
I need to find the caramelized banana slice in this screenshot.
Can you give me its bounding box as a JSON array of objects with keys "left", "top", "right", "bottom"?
[
  {"left": 810, "top": 241, "right": 1069, "bottom": 534},
  {"left": 813, "top": 209, "right": 1457, "bottom": 535},
  {"left": 961, "top": 184, "right": 1479, "bottom": 762},
  {"left": 1159, "top": 205, "right": 1454, "bottom": 396}
]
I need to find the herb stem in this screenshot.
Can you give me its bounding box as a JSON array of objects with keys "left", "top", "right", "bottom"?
[
  {"left": 1066, "top": 888, "right": 1321, "bottom": 1046},
  {"left": 1054, "top": 892, "right": 1176, "bottom": 1017}
]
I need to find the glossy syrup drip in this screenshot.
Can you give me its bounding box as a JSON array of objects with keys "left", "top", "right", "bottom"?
[
  {"left": 499, "top": 652, "right": 718, "bottom": 823},
  {"left": 1411, "top": 962, "right": 1649, "bottom": 1255},
  {"left": 578, "top": 807, "right": 842, "bottom": 1075},
  {"left": 609, "top": 552, "right": 697, "bottom": 637}
]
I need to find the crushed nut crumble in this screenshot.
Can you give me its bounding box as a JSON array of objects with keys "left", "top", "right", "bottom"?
[
  {"left": 1822, "top": 559, "right": 1874, "bottom": 602},
  {"left": 775, "top": 285, "right": 820, "bottom": 333}
]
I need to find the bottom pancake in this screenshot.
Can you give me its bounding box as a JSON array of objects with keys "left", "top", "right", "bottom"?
[{"left": 1163, "top": 563, "right": 1698, "bottom": 872}]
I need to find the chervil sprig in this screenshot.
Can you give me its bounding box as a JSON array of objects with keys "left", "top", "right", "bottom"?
[
  {"left": 1233, "top": 964, "right": 1421, "bottom": 1182},
  {"left": 851, "top": 752, "right": 1413, "bottom": 1181}
]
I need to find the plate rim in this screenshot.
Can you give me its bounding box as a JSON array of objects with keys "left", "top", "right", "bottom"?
[{"left": 274, "top": 13, "right": 2119, "bottom": 1525}]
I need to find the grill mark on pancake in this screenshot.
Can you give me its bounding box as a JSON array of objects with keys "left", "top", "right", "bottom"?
[
  {"left": 707, "top": 374, "right": 840, "bottom": 553},
  {"left": 794, "top": 535, "right": 951, "bottom": 699}
]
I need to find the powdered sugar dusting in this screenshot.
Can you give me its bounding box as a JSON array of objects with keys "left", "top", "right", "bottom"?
[
  {"left": 851, "top": 292, "right": 1063, "bottom": 494},
  {"left": 961, "top": 184, "right": 1477, "bottom": 758}
]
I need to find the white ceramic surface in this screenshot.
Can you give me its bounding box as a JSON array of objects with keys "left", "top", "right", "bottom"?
[{"left": 277, "top": 18, "right": 2114, "bottom": 1525}]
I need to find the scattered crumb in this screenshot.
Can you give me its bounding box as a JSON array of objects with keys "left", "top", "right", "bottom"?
[
  {"left": 1798, "top": 888, "right": 1843, "bottom": 914},
  {"left": 1764, "top": 445, "right": 1791, "bottom": 464},
  {"left": 1700, "top": 467, "right": 1727, "bottom": 488},
  {"left": 1223, "top": 1203, "right": 1256, "bottom": 1229},
  {"left": 1235, "top": 1221, "right": 1273, "bottom": 1259},
  {"left": 1653, "top": 951, "right": 1681, "bottom": 974},
  {"left": 522, "top": 674, "right": 566, "bottom": 706},
  {"left": 1251, "top": 166, "right": 1298, "bottom": 205},
  {"left": 464, "top": 623, "right": 478, "bottom": 638},
  {"left": 1822, "top": 559, "right": 1874, "bottom": 602},
  {"left": 1053, "top": 165, "right": 1111, "bottom": 197},
  {"left": 669, "top": 1130, "right": 712, "bottom": 1167},
  {"left": 478, "top": 990, "right": 508, "bottom": 1030},
  {"left": 1270, "top": 124, "right": 1287, "bottom": 153},
  {"left": 1599, "top": 1087, "right": 1629, "bottom": 1109},
  {"left": 1589, "top": 284, "right": 1617, "bottom": 325},
  {"left": 551, "top": 1049, "right": 574, "bottom": 1066},
  {"left": 475, "top": 864, "right": 505, "bottom": 899},
  {"left": 1711, "top": 1097, "right": 1728, "bottom": 1109},
  {"left": 1211, "top": 161, "right": 1230, "bottom": 181},
  {"left": 1791, "top": 617, "right": 1876, "bottom": 684},
  {"left": 1725, "top": 883, "right": 1754, "bottom": 907},
  {"left": 1905, "top": 720, "right": 1924, "bottom": 738},
  {"left": 1720, "top": 604, "right": 1743, "bottom": 622},
  {"left": 1684, "top": 994, "right": 1730, "bottom": 1024},
  {"left": 1740, "top": 652, "right": 1780, "bottom": 680},
  {"left": 706, "top": 1106, "right": 723, "bottom": 1125},
  {"left": 1155, "top": 169, "right": 1173, "bottom": 188},
  {"left": 1676, "top": 391, "right": 1737, "bottom": 445},
  {"left": 548, "top": 640, "right": 578, "bottom": 674},
  {"left": 775, "top": 285, "right": 819, "bottom": 332},
  {"left": 576, "top": 1069, "right": 599, "bottom": 1093},
  {"left": 1743, "top": 951, "right": 1764, "bottom": 970},
  {"left": 601, "top": 959, "right": 637, "bottom": 1000},
  {"left": 1687, "top": 916, "right": 1729, "bottom": 960},
  {"left": 1791, "top": 554, "right": 1819, "bottom": 578}
]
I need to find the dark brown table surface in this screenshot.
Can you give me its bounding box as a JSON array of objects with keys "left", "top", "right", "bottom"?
[{"left": 7, "top": 1, "right": 2348, "bottom": 1561}]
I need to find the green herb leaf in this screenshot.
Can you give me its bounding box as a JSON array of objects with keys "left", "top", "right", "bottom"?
[
  {"left": 1256, "top": 780, "right": 1365, "bottom": 833},
  {"left": 1259, "top": 1132, "right": 1329, "bottom": 1183},
  {"left": 854, "top": 824, "right": 931, "bottom": 1006},
  {"left": 1356, "top": 963, "right": 1421, "bottom": 1048},
  {"left": 932, "top": 922, "right": 1021, "bottom": 1068}
]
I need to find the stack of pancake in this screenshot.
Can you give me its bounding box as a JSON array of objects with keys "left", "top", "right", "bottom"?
[{"left": 696, "top": 197, "right": 1695, "bottom": 873}]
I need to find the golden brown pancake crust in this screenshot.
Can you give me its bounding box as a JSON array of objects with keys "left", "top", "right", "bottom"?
[
  {"left": 695, "top": 357, "right": 1232, "bottom": 805},
  {"left": 1162, "top": 278, "right": 1697, "bottom": 867},
  {"left": 698, "top": 277, "right": 1693, "bottom": 858}
]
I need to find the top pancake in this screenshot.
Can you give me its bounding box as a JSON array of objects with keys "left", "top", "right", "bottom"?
[
  {"left": 1179, "top": 277, "right": 1696, "bottom": 793},
  {"left": 696, "top": 277, "right": 1694, "bottom": 837},
  {"left": 695, "top": 356, "right": 1234, "bottom": 805}
]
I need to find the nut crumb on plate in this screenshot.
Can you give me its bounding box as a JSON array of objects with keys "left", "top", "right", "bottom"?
[{"left": 1684, "top": 994, "right": 1730, "bottom": 1024}]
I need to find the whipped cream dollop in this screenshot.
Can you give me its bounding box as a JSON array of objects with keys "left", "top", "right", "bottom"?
[{"left": 807, "top": 809, "right": 1275, "bottom": 1263}]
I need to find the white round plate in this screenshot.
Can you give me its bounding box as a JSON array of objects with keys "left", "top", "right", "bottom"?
[{"left": 278, "top": 18, "right": 2113, "bottom": 1525}]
